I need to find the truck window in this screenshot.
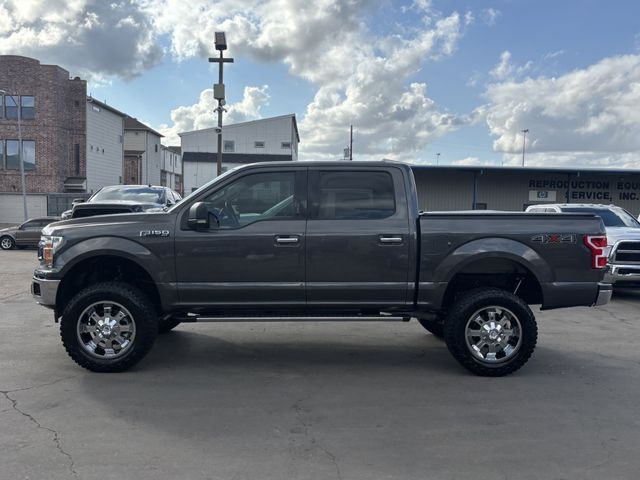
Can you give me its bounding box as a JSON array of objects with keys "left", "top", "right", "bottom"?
[
  {"left": 315, "top": 171, "right": 395, "bottom": 220},
  {"left": 202, "top": 171, "right": 296, "bottom": 228}
]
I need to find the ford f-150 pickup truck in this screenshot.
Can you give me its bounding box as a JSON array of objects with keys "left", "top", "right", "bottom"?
[{"left": 32, "top": 161, "right": 611, "bottom": 376}]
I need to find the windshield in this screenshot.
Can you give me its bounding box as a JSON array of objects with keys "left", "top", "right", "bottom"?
[
  {"left": 91, "top": 186, "right": 165, "bottom": 204},
  {"left": 562, "top": 207, "right": 640, "bottom": 228}
]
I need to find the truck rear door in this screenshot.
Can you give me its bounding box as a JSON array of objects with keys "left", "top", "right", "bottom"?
[{"left": 305, "top": 166, "right": 411, "bottom": 307}]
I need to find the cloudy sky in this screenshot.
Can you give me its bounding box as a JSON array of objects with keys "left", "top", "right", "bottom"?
[{"left": 2, "top": 0, "right": 639, "bottom": 167}]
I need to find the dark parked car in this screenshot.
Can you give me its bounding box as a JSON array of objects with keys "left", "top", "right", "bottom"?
[
  {"left": 32, "top": 161, "right": 610, "bottom": 376},
  {"left": 0, "top": 217, "right": 59, "bottom": 250},
  {"left": 61, "top": 185, "right": 181, "bottom": 219}
]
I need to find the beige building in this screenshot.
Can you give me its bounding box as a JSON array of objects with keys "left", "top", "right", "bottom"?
[{"left": 124, "top": 117, "right": 163, "bottom": 186}]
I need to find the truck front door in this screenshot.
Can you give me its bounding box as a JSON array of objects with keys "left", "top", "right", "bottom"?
[
  {"left": 305, "top": 167, "right": 411, "bottom": 307},
  {"left": 175, "top": 167, "right": 307, "bottom": 308}
]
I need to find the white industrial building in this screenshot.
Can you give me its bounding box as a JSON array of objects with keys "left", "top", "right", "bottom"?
[
  {"left": 180, "top": 114, "right": 299, "bottom": 193},
  {"left": 85, "top": 98, "right": 126, "bottom": 194}
]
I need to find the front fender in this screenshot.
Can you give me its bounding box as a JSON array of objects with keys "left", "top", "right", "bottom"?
[
  {"left": 55, "top": 236, "right": 172, "bottom": 284},
  {"left": 433, "top": 237, "right": 553, "bottom": 283}
]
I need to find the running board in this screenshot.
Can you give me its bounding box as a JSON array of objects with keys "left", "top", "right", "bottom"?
[{"left": 176, "top": 315, "right": 411, "bottom": 323}]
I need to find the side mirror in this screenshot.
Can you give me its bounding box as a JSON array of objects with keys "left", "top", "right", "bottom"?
[
  {"left": 188, "top": 202, "right": 214, "bottom": 229},
  {"left": 72, "top": 198, "right": 85, "bottom": 204}
]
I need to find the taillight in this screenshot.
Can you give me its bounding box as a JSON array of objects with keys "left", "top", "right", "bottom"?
[{"left": 583, "top": 235, "right": 607, "bottom": 269}]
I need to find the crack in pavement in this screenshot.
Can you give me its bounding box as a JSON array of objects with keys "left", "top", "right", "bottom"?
[
  {"left": 0, "top": 377, "right": 78, "bottom": 479},
  {"left": 291, "top": 392, "right": 343, "bottom": 480}
]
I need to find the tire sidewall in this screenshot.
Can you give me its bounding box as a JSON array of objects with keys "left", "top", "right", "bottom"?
[
  {"left": 61, "top": 282, "right": 158, "bottom": 372},
  {"left": 0, "top": 236, "right": 15, "bottom": 250},
  {"left": 444, "top": 288, "right": 538, "bottom": 376}
]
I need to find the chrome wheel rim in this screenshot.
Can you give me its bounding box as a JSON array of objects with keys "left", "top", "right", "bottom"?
[
  {"left": 76, "top": 302, "right": 136, "bottom": 359},
  {"left": 465, "top": 306, "right": 522, "bottom": 364},
  {"left": 1, "top": 238, "right": 12, "bottom": 249}
]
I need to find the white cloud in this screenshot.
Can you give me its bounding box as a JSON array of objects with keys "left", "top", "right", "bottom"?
[
  {"left": 0, "top": 0, "right": 162, "bottom": 80},
  {"left": 484, "top": 54, "right": 640, "bottom": 167},
  {"left": 481, "top": 8, "right": 501, "bottom": 26},
  {"left": 451, "top": 156, "right": 483, "bottom": 165},
  {"left": 158, "top": 85, "right": 270, "bottom": 144},
  {"left": 146, "top": 1, "right": 472, "bottom": 159},
  {"left": 490, "top": 50, "right": 532, "bottom": 80}
]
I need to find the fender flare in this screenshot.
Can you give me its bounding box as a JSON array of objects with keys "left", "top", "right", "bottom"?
[
  {"left": 434, "top": 237, "right": 553, "bottom": 286},
  {"left": 56, "top": 236, "right": 172, "bottom": 284}
]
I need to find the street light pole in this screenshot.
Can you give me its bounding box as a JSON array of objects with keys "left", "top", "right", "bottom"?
[
  {"left": 208, "top": 32, "right": 234, "bottom": 177},
  {"left": 521, "top": 129, "right": 529, "bottom": 167},
  {"left": 1, "top": 90, "right": 27, "bottom": 220},
  {"left": 436, "top": 152, "right": 441, "bottom": 165}
]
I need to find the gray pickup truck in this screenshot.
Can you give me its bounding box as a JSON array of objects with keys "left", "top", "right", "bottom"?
[{"left": 32, "top": 161, "right": 611, "bottom": 376}]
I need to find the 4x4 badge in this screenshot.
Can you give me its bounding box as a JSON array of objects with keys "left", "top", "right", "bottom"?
[{"left": 531, "top": 234, "right": 576, "bottom": 244}]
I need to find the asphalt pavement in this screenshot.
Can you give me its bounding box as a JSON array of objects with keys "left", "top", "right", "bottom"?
[{"left": 1, "top": 249, "right": 639, "bottom": 480}]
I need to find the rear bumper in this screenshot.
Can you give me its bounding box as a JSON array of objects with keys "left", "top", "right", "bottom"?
[
  {"left": 595, "top": 282, "right": 612, "bottom": 306},
  {"left": 604, "top": 264, "right": 640, "bottom": 285},
  {"left": 31, "top": 276, "right": 60, "bottom": 309}
]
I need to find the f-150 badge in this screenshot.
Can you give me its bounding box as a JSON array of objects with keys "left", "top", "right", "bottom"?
[
  {"left": 140, "top": 230, "right": 170, "bottom": 237},
  {"left": 531, "top": 234, "right": 576, "bottom": 244}
]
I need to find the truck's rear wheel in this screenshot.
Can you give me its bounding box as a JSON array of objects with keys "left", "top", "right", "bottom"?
[
  {"left": 417, "top": 317, "right": 444, "bottom": 339},
  {"left": 443, "top": 288, "right": 537, "bottom": 377},
  {"left": 60, "top": 282, "right": 158, "bottom": 372}
]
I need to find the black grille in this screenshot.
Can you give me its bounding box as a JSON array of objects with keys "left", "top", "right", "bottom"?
[{"left": 614, "top": 241, "right": 640, "bottom": 263}]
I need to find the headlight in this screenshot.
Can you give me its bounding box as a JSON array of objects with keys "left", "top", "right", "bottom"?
[{"left": 39, "top": 235, "right": 64, "bottom": 268}]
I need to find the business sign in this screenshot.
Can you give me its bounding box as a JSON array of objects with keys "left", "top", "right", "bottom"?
[{"left": 529, "top": 190, "right": 557, "bottom": 202}]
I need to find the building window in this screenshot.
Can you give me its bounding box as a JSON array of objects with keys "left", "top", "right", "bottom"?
[
  {"left": 0, "top": 140, "right": 3, "bottom": 167},
  {"left": 155, "top": 144, "right": 158, "bottom": 153},
  {"left": 118, "top": 134, "right": 123, "bottom": 143},
  {"left": 21, "top": 96, "right": 35, "bottom": 119},
  {"left": 0, "top": 95, "right": 3, "bottom": 119},
  {"left": 5, "top": 95, "right": 18, "bottom": 119},
  {"left": 254, "top": 141, "right": 265, "bottom": 148},
  {"left": 74, "top": 144, "right": 80, "bottom": 175},
  {"left": 224, "top": 140, "right": 235, "bottom": 152},
  {"left": 281, "top": 142, "right": 291, "bottom": 149},
  {"left": 6, "top": 140, "right": 35, "bottom": 170}
]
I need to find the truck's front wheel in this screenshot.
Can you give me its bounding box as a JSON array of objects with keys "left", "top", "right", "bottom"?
[
  {"left": 60, "top": 282, "right": 158, "bottom": 372},
  {"left": 443, "top": 288, "right": 537, "bottom": 377}
]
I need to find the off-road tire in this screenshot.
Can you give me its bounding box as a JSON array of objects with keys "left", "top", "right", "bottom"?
[
  {"left": 417, "top": 317, "right": 444, "bottom": 339},
  {"left": 158, "top": 317, "right": 182, "bottom": 334},
  {"left": 443, "top": 288, "right": 538, "bottom": 377},
  {"left": 60, "top": 281, "right": 158, "bottom": 372},
  {"left": 0, "top": 236, "right": 15, "bottom": 250}
]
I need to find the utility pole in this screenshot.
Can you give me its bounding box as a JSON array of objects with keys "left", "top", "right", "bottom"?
[
  {"left": 521, "top": 129, "right": 529, "bottom": 167},
  {"left": 436, "top": 152, "right": 441, "bottom": 165},
  {"left": 208, "top": 32, "right": 234, "bottom": 177},
  {"left": 349, "top": 125, "right": 353, "bottom": 160},
  {"left": 1, "top": 90, "right": 27, "bottom": 220}
]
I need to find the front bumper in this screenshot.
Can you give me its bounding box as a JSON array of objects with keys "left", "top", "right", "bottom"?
[
  {"left": 595, "top": 282, "right": 613, "bottom": 306},
  {"left": 31, "top": 276, "right": 60, "bottom": 308},
  {"left": 604, "top": 264, "right": 640, "bottom": 285}
]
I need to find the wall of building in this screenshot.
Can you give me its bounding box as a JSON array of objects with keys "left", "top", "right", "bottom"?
[
  {"left": 86, "top": 102, "right": 124, "bottom": 193},
  {"left": 0, "top": 193, "right": 48, "bottom": 223},
  {"left": 0, "top": 56, "right": 86, "bottom": 194},
  {"left": 411, "top": 167, "right": 640, "bottom": 216},
  {"left": 124, "top": 130, "right": 162, "bottom": 186},
  {"left": 180, "top": 116, "right": 297, "bottom": 157}
]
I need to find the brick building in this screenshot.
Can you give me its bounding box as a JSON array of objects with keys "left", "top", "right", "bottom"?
[{"left": 0, "top": 55, "right": 86, "bottom": 195}]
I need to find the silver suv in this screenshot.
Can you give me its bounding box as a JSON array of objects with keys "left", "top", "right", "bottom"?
[{"left": 526, "top": 204, "right": 640, "bottom": 286}]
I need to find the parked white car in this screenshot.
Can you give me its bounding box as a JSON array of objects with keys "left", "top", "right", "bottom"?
[{"left": 526, "top": 203, "right": 640, "bottom": 286}]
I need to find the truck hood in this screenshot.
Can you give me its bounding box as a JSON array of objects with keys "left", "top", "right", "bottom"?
[
  {"left": 605, "top": 226, "right": 640, "bottom": 246},
  {"left": 42, "top": 212, "right": 170, "bottom": 236}
]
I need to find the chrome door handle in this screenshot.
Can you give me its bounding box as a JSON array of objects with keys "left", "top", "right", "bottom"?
[
  {"left": 275, "top": 236, "right": 300, "bottom": 244},
  {"left": 379, "top": 236, "right": 403, "bottom": 244}
]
